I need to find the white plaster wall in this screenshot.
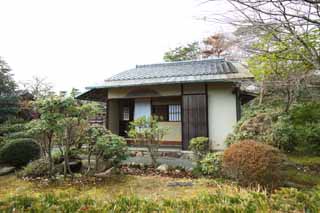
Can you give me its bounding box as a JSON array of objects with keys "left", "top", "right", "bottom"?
[
  {"left": 208, "top": 85, "right": 237, "bottom": 150},
  {"left": 134, "top": 99, "right": 151, "bottom": 119}
]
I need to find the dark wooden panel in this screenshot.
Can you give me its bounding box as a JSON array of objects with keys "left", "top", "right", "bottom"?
[
  {"left": 182, "top": 94, "right": 208, "bottom": 150},
  {"left": 119, "top": 99, "right": 134, "bottom": 137}
]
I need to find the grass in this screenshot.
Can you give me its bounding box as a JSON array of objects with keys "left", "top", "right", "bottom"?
[
  {"left": 0, "top": 174, "right": 231, "bottom": 202},
  {"left": 288, "top": 154, "right": 320, "bottom": 166},
  {"left": 285, "top": 168, "right": 320, "bottom": 187},
  {"left": 284, "top": 154, "right": 320, "bottom": 187},
  {"left": 0, "top": 176, "right": 319, "bottom": 212}
]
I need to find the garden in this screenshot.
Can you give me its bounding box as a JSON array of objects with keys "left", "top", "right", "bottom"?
[
  {"left": 1, "top": 0, "right": 320, "bottom": 210},
  {"left": 0, "top": 91, "right": 320, "bottom": 212}
]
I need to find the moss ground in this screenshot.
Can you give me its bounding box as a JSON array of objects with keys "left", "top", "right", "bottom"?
[{"left": 0, "top": 175, "right": 236, "bottom": 202}]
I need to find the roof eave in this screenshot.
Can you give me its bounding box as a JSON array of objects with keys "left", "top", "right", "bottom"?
[{"left": 86, "top": 75, "right": 254, "bottom": 90}]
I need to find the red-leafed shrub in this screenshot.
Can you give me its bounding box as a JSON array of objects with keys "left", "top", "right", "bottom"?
[{"left": 222, "top": 140, "right": 286, "bottom": 188}]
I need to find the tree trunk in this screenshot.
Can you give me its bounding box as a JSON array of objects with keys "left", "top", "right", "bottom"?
[
  {"left": 147, "top": 139, "right": 158, "bottom": 167},
  {"left": 284, "top": 86, "right": 292, "bottom": 113},
  {"left": 259, "top": 80, "right": 265, "bottom": 106},
  {"left": 64, "top": 127, "right": 74, "bottom": 179},
  {"left": 47, "top": 133, "right": 53, "bottom": 179},
  {"left": 86, "top": 148, "right": 93, "bottom": 175}
]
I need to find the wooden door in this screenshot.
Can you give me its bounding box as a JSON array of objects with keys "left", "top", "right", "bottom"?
[
  {"left": 182, "top": 94, "right": 208, "bottom": 150},
  {"left": 119, "top": 100, "right": 134, "bottom": 137}
]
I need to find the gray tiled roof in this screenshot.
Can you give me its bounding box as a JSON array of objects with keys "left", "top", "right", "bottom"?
[
  {"left": 108, "top": 58, "right": 237, "bottom": 81},
  {"left": 86, "top": 59, "right": 253, "bottom": 89}
]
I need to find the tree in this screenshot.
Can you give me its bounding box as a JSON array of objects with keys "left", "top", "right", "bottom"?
[
  {"left": 207, "top": 0, "right": 320, "bottom": 70},
  {"left": 28, "top": 95, "right": 98, "bottom": 178},
  {"left": 128, "top": 116, "right": 168, "bottom": 167},
  {"left": 28, "top": 97, "right": 65, "bottom": 178},
  {"left": 248, "top": 31, "right": 315, "bottom": 111},
  {"left": 0, "top": 57, "right": 18, "bottom": 123},
  {"left": 202, "top": 33, "right": 236, "bottom": 58},
  {"left": 20, "top": 76, "right": 54, "bottom": 99},
  {"left": 84, "top": 125, "right": 109, "bottom": 174},
  {"left": 58, "top": 96, "right": 97, "bottom": 178},
  {"left": 163, "top": 42, "right": 201, "bottom": 62}
]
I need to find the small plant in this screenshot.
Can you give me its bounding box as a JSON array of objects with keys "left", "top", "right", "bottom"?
[
  {"left": 19, "top": 158, "right": 50, "bottom": 178},
  {"left": 222, "top": 140, "right": 286, "bottom": 188},
  {"left": 128, "top": 116, "right": 168, "bottom": 167},
  {"left": 189, "top": 137, "right": 209, "bottom": 161},
  {"left": 200, "top": 152, "right": 223, "bottom": 176},
  {"left": 0, "top": 138, "right": 40, "bottom": 167},
  {"left": 96, "top": 133, "right": 128, "bottom": 168}
]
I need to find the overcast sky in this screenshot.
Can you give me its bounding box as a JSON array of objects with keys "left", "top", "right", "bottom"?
[{"left": 0, "top": 0, "right": 233, "bottom": 92}]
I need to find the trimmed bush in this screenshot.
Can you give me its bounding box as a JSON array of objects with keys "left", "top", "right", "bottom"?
[
  {"left": 19, "top": 159, "right": 50, "bottom": 178},
  {"left": 0, "top": 138, "right": 40, "bottom": 167},
  {"left": 222, "top": 140, "right": 286, "bottom": 188},
  {"left": 200, "top": 152, "right": 223, "bottom": 176},
  {"left": 189, "top": 137, "right": 209, "bottom": 160},
  {"left": 97, "top": 133, "right": 128, "bottom": 167}
]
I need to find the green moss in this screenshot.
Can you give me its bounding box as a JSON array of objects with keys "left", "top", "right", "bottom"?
[
  {"left": 285, "top": 168, "right": 320, "bottom": 187},
  {"left": 288, "top": 155, "right": 320, "bottom": 166}
]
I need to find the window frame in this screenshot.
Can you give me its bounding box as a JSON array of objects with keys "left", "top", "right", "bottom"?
[{"left": 151, "top": 104, "right": 181, "bottom": 122}]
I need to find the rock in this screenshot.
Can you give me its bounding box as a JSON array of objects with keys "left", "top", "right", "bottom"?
[
  {"left": 69, "top": 161, "right": 82, "bottom": 173},
  {"left": 0, "top": 166, "right": 15, "bottom": 176},
  {"left": 283, "top": 181, "right": 304, "bottom": 189},
  {"left": 135, "top": 151, "right": 144, "bottom": 157},
  {"left": 187, "top": 168, "right": 193, "bottom": 172},
  {"left": 94, "top": 167, "right": 115, "bottom": 178},
  {"left": 156, "top": 164, "right": 169, "bottom": 172},
  {"left": 61, "top": 161, "right": 82, "bottom": 173},
  {"left": 167, "top": 181, "right": 193, "bottom": 187}
]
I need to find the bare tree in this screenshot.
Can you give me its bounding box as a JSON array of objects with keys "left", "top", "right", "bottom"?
[
  {"left": 206, "top": 0, "right": 320, "bottom": 69},
  {"left": 20, "top": 76, "right": 54, "bottom": 99},
  {"left": 202, "top": 33, "right": 237, "bottom": 58}
]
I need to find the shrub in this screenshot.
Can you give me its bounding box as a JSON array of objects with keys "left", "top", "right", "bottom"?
[
  {"left": 227, "top": 102, "right": 320, "bottom": 155},
  {"left": 128, "top": 116, "right": 167, "bottom": 166},
  {"left": 270, "top": 102, "right": 320, "bottom": 154},
  {"left": 189, "top": 137, "right": 209, "bottom": 160},
  {"left": 97, "top": 133, "right": 128, "bottom": 167},
  {"left": 19, "top": 159, "right": 50, "bottom": 178},
  {"left": 0, "top": 138, "right": 40, "bottom": 167},
  {"left": 222, "top": 140, "right": 286, "bottom": 188},
  {"left": 199, "top": 152, "right": 223, "bottom": 176}
]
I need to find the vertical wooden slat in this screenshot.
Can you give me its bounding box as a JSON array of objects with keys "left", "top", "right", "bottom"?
[{"left": 182, "top": 94, "right": 208, "bottom": 150}]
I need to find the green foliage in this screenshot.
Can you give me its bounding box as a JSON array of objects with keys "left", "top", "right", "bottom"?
[
  {"left": 270, "top": 187, "right": 320, "bottom": 212},
  {"left": 248, "top": 33, "right": 314, "bottom": 82},
  {"left": 128, "top": 116, "right": 168, "bottom": 166},
  {"left": 223, "top": 140, "right": 286, "bottom": 188},
  {"left": 96, "top": 133, "right": 128, "bottom": 167},
  {"left": 27, "top": 95, "right": 99, "bottom": 177},
  {"left": 163, "top": 42, "right": 201, "bottom": 62},
  {"left": 199, "top": 152, "right": 223, "bottom": 176},
  {"left": 189, "top": 137, "right": 209, "bottom": 160},
  {"left": 0, "top": 57, "right": 18, "bottom": 124},
  {"left": 0, "top": 96, "right": 19, "bottom": 123},
  {"left": 272, "top": 102, "right": 320, "bottom": 154},
  {"left": 19, "top": 158, "right": 50, "bottom": 178},
  {"left": 227, "top": 102, "right": 320, "bottom": 155},
  {"left": 1, "top": 187, "right": 320, "bottom": 212},
  {"left": 0, "top": 138, "right": 40, "bottom": 167},
  {"left": 225, "top": 104, "right": 279, "bottom": 146}
]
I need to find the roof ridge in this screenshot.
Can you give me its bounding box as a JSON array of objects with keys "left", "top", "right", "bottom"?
[{"left": 135, "top": 58, "right": 225, "bottom": 68}]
